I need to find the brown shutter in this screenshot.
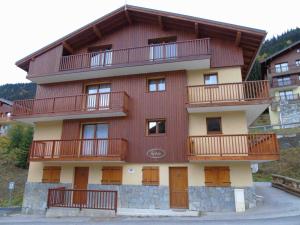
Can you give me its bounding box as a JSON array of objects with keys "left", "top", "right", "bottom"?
[
  {"left": 218, "top": 167, "right": 231, "bottom": 187},
  {"left": 142, "top": 166, "right": 159, "bottom": 185},
  {"left": 42, "top": 166, "right": 61, "bottom": 183},
  {"left": 204, "top": 167, "right": 217, "bottom": 186},
  {"left": 102, "top": 167, "right": 122, "bottom": 185}
]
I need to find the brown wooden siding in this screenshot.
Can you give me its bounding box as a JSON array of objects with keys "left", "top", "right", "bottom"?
[
  {"left": 210, "top": 39, "right": 244, "bottom": 68},
  {"left": 28, "top": 45, "right": 63, "bottom": 77},
  {"left": 26, "top": 22, "right": 244, "bottom": 79},
  {"left": 61, "top": 120, "right": 81, "bottom": 140},
  {"left": 74, "top": 23, "right": 195, "bottom": 54},
  {"left": 60, "top": 71, "right": 188, "bottom": 163},
  {"left": 270, "top": 44, "right": 300, "bottom": 70},
  {"left": 36, "top": 81, "right": 82, "bottom": 99}
]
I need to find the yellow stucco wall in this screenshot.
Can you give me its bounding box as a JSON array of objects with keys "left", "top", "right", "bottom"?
[
  {"left": 187, "top": 67, "right": 242, "bottom": 86},
  {"left": 189, "top": 111, "right": 248, "bottom": 135},
  {"left": 33, "top": 121, "right": 63, "bottom": 140},
  {"left": 27, "top": 162, "right": 43, "bottom": 182},
  {"left": 27, "top": 162, "right": 252, "bottom": 187}
]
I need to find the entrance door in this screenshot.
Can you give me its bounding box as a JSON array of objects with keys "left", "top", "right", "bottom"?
[
  {"left": 73, "top": 167, "right": 89, "bottom": 205},
  {"left": 82, "top": 124, "right": 109, "bottom": 156},
  {"left": 169, "top": 167, "right": 188, "bottom": 209}
]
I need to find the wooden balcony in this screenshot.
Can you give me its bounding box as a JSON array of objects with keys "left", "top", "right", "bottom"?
[
  {"left": 12, "top": 92, "right": 129, "bottom": 123},
  {"left": 271, "top": 76, "right": 300, "bottom": 89},
  {"left": 188, "top": 134, "right": 279, "bottom": 161},
  {"left": 269, "top": 64, "right": 300, "bottom": 76},
  {"left": 30, "top": 138, "right": 128, "bottom": 162},
  {"left": 30, "top": 38, "right": 211, "bottom": 84},
  {"left": 187, "top": 81, "right": 271, "bottom": 125}
]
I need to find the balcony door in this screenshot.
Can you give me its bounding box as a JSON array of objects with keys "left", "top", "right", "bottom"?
[
  {"left": 149, "top": 37, "right": 177, "bottom": 61},
  {"left": 86, "top": 84, "right": 111, "bottom": 110},
  {"left": 82, "top": 124, "right": 109, "bottom": 156},
  {"left": 90, "top": 46, "right": 112, "bottom": 68}
]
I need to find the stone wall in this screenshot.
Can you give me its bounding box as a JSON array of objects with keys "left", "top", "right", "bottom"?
[
  {"left": 89, "top": 184, "right": 170, "bottom": 209},
  {"left": 189, "top": 187, "right": 256, "bottom": 212},
  {"left": 279, "top": 101, "right": 300, "bottom": 125},
  {"left": 22, "top": 182, "right": 71, "bottom": 215},
  {"left": 23, "top": 182, "right": 256, "bottom": 214}
]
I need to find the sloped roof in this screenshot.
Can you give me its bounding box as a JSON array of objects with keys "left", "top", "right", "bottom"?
[
  {"left": 16, "top": 4, "right": 266, "bottom": 79},
  {"left": 0, "top": 98, "right": 13, "bottom": 106},
  {"left": 260, "top": 40, "right": 300, "bottom": 64}
]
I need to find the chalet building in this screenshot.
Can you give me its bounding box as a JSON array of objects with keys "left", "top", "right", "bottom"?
[
  {"left": 13, "top": 5, "right": 279, "bottom": 215},
  {"left": 0, "top": 98, "right": 13, "bottom": 136},
  {"left": 261, "top": 40, "right": 300, "bottom": 127}
]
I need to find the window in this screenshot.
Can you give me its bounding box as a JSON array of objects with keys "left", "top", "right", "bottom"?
[
  {"left": 101, "top": 167, "right": 122, "bottom": 185},
  {"left": 296, "top": 59, "right": 300, "bottom": 67},
  {"left": 148, "top": 36, "right": 177, "bottom": 60},
  {"left": 86, "top": 83, "right": 111, "bottom": 110},
  {"left": 275, "top": 62, "right": 289, "bottom": 73},
  {"left": 148, "top": 78, "right": 165, "bottom": 92},
  {"left": 204, "top": 167, "right": 230, "bottom": 187},
  {"left": 204, "top": 74, "right": 218, "bottom": 85},
  {"left": 206, "top": 117, "right": 222, "bottom": 134},
  {"left": 147, "top": 120, "right": 166, "bottom": 135},
  {"left": 42, "top": 166, "right": 61, "bottom": 183},
  {"left": 82, "top": 123, "right": 109, "bottom": 156},
  {"left": 276, "top": 76, "right": 291, "bottom": 87},
  {"left": 279, "top": 90, "right": 294, "bottom": 100},
  {"left": 142, "top": 167, "right": 159, "bottom": 186},
  {"left": 88, "top": 45, "right": 112, "bottom": 67}
]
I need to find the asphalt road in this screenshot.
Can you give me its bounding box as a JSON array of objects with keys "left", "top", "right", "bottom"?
[{"left": 0, "top": 215, "right": 300, "bottom": 225}]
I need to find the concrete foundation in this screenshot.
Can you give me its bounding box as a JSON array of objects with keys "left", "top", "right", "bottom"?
[{"left": 23, "top": 182, "right": 256, "bottom": 215}]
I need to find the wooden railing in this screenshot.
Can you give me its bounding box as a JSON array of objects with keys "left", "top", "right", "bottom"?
[
  {"left": 187, "top": 80, "right": 270, "bottom": 105},
  {"left": 188, "top": 134, "right": 279, "bottom": 160},
  {"left": 47, "top": 187, "right": 118, "bottom": 212},
  {"left": 12, "top": 92, "right": 129, "bottom": 117},
  {"left": 273, "top": 93, "right": 300, "bottom": 102},
  {"left": 272, "top": 174, "right": 300, "bottom": 197},
  {"left": 30, "top": 138, "right": 128, "bottom": 161},
  {"left": 59, "top": 38, "right": 211, "bottom": 71},
  {"left": 271, "top": 77, "right": 300, "bottom": 88},
  {"left": 269, "top": 64, "right": 300, "bottom": 75}
]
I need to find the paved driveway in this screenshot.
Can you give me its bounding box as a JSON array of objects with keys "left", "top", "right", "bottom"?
[{"left": 0, "top": 182, "right": 299, "bottom": 225}]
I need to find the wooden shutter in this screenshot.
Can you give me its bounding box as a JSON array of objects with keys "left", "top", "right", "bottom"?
[
  {"left": 218, "top": 167, "right": 231, "bottom": 187},
  {"left": 102, "top": 167, "right": 122, "bottom": 185},
  {"left": 204, "top": 167, "right": 218, "bottom": 186},
  {"left": 42, "top": 166, "right": 61, "bottom": 183},
  {"left": 142, "top": 166, "right": 159, "bottom": 185},
  {"left": 204, "top": 166, "right": 230, "bottom": 187}
]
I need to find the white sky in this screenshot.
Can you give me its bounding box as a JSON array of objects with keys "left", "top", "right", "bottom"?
[{"left": 0, "top": 0, "right": 299, "bottom": 85}]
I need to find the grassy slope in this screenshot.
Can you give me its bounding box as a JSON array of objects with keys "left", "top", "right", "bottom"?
[
  {"left": 0, "top": 158, "right": 28, "bottom": 207},
  {"left": 253, "top": 148, "right": 300, "bottom": 181}
]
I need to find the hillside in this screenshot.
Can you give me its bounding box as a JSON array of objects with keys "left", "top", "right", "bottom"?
[{"left": 0, "top": 83, "right": 36, "bottom": 101}]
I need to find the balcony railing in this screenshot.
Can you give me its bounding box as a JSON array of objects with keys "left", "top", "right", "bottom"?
[
  {"left": 12, "top": 92, "right": 128, "bottom": 118},
  {"left": 30, "top": 138, "right": 128, "bottom": 161},
  {"left": 269, "top": 64, "right": 300, "bottom": 76},
  {"left": 188, "top": 134, "right": 279, "bottom": 160},
  {"left": 47, "top": 187, "right": 118, "bottom": 212},
  {"left": 59, "top": 38, "right": 211, "bottom": 72},
  {"left": 271, "top": 77, "right": 300, "bottom": 88},
  {"left": 187, "top": 80, "right": 270, "bottom": 106}
]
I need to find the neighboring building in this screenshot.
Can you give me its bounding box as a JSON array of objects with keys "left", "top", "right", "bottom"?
[
  {"left": 261, "top": 40, "right": 300, "bottom": 126},
  {"left": 13, "top": 5, "right": 279, "bottom": 215},
  {"left": 0, "top": 98, "right": 13, "bottom": 136}
]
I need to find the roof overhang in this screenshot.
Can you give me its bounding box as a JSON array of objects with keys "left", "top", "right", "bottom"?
[{"left": 16, "top": 4, "right": 266, "bottom": 79}]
